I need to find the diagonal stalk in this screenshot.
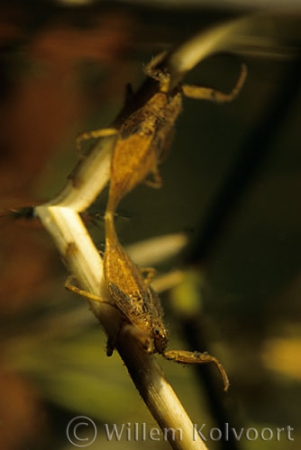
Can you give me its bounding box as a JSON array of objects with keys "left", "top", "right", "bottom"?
[{"left": 35, "top": 16, "right": 256, "bottom": 450}]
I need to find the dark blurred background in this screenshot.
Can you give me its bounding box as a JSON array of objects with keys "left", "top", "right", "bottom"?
[{"left": 0, "top": 1, "right": 300, "bottom": 450}]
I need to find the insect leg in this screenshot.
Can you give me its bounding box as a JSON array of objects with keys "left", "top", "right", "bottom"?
[
  {"left": 108, "top": 323, "right": 154, "bottom": 357},
  {"left": 76, "top": 127, "right": 118, "bottom": 159},
  {"left": 144, "top": 52, "right": 170, "bottom": 92},
  {"left": 65, "top": 276, "right": 108, "bottom": 304},
  {"left": 124, "top": 83, "right": 135, "bottom": 106},
  {"left": 143, "top": 51, "right": 168, "bottom": 79},
  {"left": 65, "top": 277, "right": 126, "bottom": 358},
  {"left": 140, "top": 267, "right": 157, "bottom": 286},
  {"left": 163, "top": 349, "right": 229, "bottom": 392},
  {"left": 106, "top": 320, "right": 124, "bottom": 357},
  {"left": 144, "top": 165, "right": 163, "bottom": 189},
  {"left": 182, "top": 63, "right": 247, "bottom": 103},
  {"left": 128, "top": 324, "right": 155, "bottom": 353}
]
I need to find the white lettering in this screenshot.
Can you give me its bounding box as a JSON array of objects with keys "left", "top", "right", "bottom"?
[
  {"left": 141, "top": 423, "right": 146, "bottom": 441},
  {"left": 104, "top": 423, "right": 124, "bottom": 441},
  {"left": 149, "top": 427, "right": 160, "bottom": 441},
  {"left": 193, "top": 424, "right": 207, "bottom": 441},
  {"left": 276, "top": 427, "right": 284, "bottom": 441},
  {"left": 232, "top": 427, "right": 244, "bottom": 441},
  {"left": 224, "top": 422, "right": 229, "bottom": 441},
  {"left": 209, "top": 428, "right": 222, "bottom": 441},
  {"left": 163, "top": 427, "right": 182, "bottom": 442},
  {"left": 261, "top": 428, "right": 273, "bottom": 440},
  {"left": 286, "top": 426, "right": 294, "bottom": 441},
  {"left": 126, "top": 422, "right": 131, "bottom": 440},
  {"left": 246, "top": 428, "right": 258, "bottom": 440}
]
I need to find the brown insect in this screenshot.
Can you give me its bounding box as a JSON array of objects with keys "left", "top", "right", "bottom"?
[
  {"left": 67, "top": 54, "right": 247, "bottom": 391},
  {"left": 67, "top": 210, "right": 230, "bottom": 391},
  {"left": 103, "top": 213, "right": 230, "bottom": 393},
  {"left": 77, "top": 53, "right": 247, "bottom": 217}
]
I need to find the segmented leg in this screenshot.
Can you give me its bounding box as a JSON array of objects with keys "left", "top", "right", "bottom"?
[
  {"left": 65, "top": 276, "right": 108, "bottom": 304},
  {"left": 108, "top": 322, "right": 154, "bottom": 356},
  {"left": 65, "top": 278, "right": 155, "bottom": 355},
  {"left": 106, "top": 321, "right": 124, "bottom": 357},
  {"left": 163, "top": 349, "right": 229, "bottom": 392},
  {"left": 182, "top": 63, "right": 247, "bottom": 103},
  {"left": 143, "top": 51, "right": 171, "bottom": 92},
  {"left": 76, "top": 127, "right": 118, "bottom": 159},
  {"left": 124, "top": 82, "right": 135, "bottom": 106},
  {"left": 143, "top": 51, "right": 168, "bottom": 79},
  {"left": 65, "top": 277, "right": 122, "bottom": 357},
  {"left": 140, "top": 267, "right": 157, "bottom": 286},
  {"left": 144, "top": 165, "right": 163, "bottom": 189}
]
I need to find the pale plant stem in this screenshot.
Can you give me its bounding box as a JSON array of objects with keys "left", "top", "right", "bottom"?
[
  {"left": 35, "top": 17, "right": 254, "bottom": 450},
  {"left": 37, "top": 206, "right": 208, "bottom": 450},
  {"left": 167, "top": 17, "right": 251, "bottom": 86}
]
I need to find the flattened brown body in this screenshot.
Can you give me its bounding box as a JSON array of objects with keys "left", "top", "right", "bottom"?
[
  {"left": 107, "top": 91, "right": 182, "bottom": 214},
  {"left": 104, "top": 212, "right": 168, "bottom": 354}
]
